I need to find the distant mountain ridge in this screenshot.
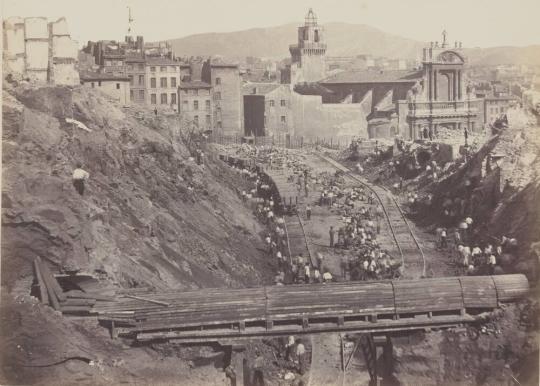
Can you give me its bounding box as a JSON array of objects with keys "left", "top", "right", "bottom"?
[{"left": 167, "top": 22, "right": 540, "bottom": 66}]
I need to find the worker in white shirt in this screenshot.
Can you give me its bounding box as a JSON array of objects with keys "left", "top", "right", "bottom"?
[
  {"left": 313, "top": 268, "right": 321, "bottom": 283},
  {"left": 296, "top": 339, "right": 307, "bottom": 374},
  {"left": 304, "top": 263, "right": 311, "bottom": 283},
  {"left": 72, "top": 163, "right": 90, "bottom": 196},
  {"left": 322, "top": 271, "right": 333, "bottom": 283},
  {"left": 487, "top": 254, "right": 497, "bottom": 274}
]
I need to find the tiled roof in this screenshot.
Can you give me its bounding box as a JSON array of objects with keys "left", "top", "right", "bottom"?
[
  {"left": 321, "top": 69, "right": 423, "bottom": 84},
  {"left": 179, "top": 80, "right": 212, "bottom": 89},
  {"left": 80, "top": 71, "right": 130, "bottom": 81},
  {"left": 294, "top": 82, "right": 335, "bottom": 96},
  {"left": 145, "top": 57, "right": 181, "bottom": 66},
  {"left": 242, "top": 82, "right": 281, "bottom": 95}
]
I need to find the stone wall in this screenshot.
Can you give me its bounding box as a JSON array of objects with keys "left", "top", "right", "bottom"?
[{"left": 290, "top": 92, "right": 369, "bottom": 138}]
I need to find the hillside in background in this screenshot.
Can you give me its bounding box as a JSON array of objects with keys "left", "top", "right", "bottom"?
[{"left": 167, "top": 22, "right": 540, "bottom": 66}]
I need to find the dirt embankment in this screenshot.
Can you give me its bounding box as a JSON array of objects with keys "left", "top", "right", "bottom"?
[{"left": 1, "top": 83, "right": 272, "bottom": 385}]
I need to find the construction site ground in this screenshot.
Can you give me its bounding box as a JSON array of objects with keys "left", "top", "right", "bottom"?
[{"left": 1, "top": 83, "right": 539, "bottom": 386}]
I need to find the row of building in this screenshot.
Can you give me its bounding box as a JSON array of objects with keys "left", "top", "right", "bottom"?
[{"left": 3, "top": 11, "right": 526, "bottom": 140}]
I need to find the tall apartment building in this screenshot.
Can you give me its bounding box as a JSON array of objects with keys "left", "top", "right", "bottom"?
[
  {"left": 178, "top": 80, "right": 213, "bottom": 130},
  {"left": 201, "top": 60, "right": 243, "bottom": 133},
  {"left": 126, "top": 55, "right": 146, "bottom": 104},
  {"left": 146, "top": 58, "right": 182, "bottom": 109}
]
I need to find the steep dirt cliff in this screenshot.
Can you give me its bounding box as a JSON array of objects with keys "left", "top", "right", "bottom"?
[{"left": 1, "top": 83, "right": 271, "bottom": 385}]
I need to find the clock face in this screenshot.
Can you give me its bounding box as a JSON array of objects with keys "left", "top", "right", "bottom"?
[{"left": 437, "top": 51, "right": 463, "bottom": 63}]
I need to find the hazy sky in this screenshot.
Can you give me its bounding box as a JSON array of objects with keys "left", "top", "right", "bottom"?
[{"left": 2, "top": 0, "right": 539, "bottom": 48}]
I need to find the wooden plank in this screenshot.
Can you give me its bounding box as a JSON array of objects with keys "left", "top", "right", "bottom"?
[
  {"left": 39, "top": 261, "right": 67, "bottom": 302},
  {"left": 122, "top": 295, "right": 170, "bottom": 307},
  {"left": 37, "top": 259, "right": 61, "bottom": 311},
  {"left": 33, "top": 258, "right": 49, "bottom": 305}
]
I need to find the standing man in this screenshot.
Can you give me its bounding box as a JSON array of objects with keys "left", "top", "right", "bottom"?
[
  {"left": 329, "top": 226, "right": 335, "bottom": 248},
  {"left": 154, "top": 107, "right": 158, "bottom": 116},
  {"left": 464, "top": 127, "right": 469, "bottom": 146},
  {"left": 296, "top": 339, "right": 306, "bottom": 375},
  {"left": 306, "top": 205, "right": 312, "bottom": 221},
  {"left": 72, "top": 163, "right": 90, "bottom": 196},
  {"left": 285, "top": 335, "right": 295, "bottom": 361}
]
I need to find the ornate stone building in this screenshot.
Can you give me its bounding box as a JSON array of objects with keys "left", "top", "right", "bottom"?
[{"left": 403, "top": 34, "right": 481, "bottom": 139}]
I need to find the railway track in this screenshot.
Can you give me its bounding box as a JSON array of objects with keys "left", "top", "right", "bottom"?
[
  {"left": 265, "top": 154, "right": 426, "bottom": 385},
  {"left": 317, "top": 154, "right": 426, "bottom": 280},
  {"left": 266, "top": 169, "right": 315, "bottom": 268}
]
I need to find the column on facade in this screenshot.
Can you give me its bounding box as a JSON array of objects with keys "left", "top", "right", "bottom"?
[
  {"left": 433, "top": 69, "right": 438, "bottom": 100},
  {"left": 457, "top": 70, "right": 462, "bottom": 100},
  {"left": 450, "top": 71, "right": 454, "bottom": 101},
  {"left": 453, "top": 70, "right": 458, "bottom": 101},
  {"left": 428, "top": 68, "right": 433, "bottom": 100}
]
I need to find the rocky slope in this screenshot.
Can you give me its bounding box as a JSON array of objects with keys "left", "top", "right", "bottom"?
[{"left": 1, "top": 83, "right": 272, "bottom": 384}]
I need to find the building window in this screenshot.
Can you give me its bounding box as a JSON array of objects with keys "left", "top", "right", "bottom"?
[
  {"left": 130, "top": 90, "right": 134, "bottom": 101},
  {"left": 91, "top": 82, "right": 95, "bottom": 88},
  {"left": 160, "top": 66, "right": 166, "bottom": 72},
  {"left": 129, "top": 75, "right": 134, "bottom": 85},
  {"left": 139, "top": 90, "right": 145, "bottom": 100},
  {"left": 205, "top": 100, "right": 211, "bottom": 110},
  {"left": 281, "top": 115, "right": 286, "bottom": 123},
  {"left": 264, "top": 115, "right": 267, "bottom": 125},
  {"left": 269, "top": 100, "right": 275, "bottom": 107},
  {"left": 151, "top": 78, "right": 156, "bottom": 88},
  {"left": 206, "top": 115, "right": 211, "bottom": 124},
  {"left": 98, "top": 81, "right": 102, "bottom": 87},
  {"left": 160, "top": 93, "right": 167, "bottom": 104},
  {"left": 138, "top": 64, "right": 144, "bottom": 70},
  {"left": 171, "top": 77, "right": 177, "bottom": 87},
  {"left": 215, "top": 77, "right": 221, "bottom": 85},
  {"left": 138, "top": 75, "right": 144, "bottom": 85},
  {"left": 194, "top": 100, "right": 199, "bottom": 110},
  {"left": 171, "top": 93, "right": 176, "bottom": 104},
  {"left": 280, "top": 99, "right": 286, "bottom": 106},
  {"left": 127, "top": 64, "right": 133, "bottom": 71},
  {"left": 183, "top": 100, "right": 188, "bottom": 110},
  {"left": 151, "top": 94, "right": 157, "bottom": 104},
  {"left": 150, "top": 66, "right": 156, "bottom": 72},
  {"left": 160, "top": 77, "right": 167, "bottom": 88},
  {"left": 116, "top": 83, "right": 120, "bottom": 89},
  {"left": 214, "top": 91, "right": 221, "bottom": 100},
  {"left": 217, "top": 121, "right": 222, "bottom": 128},
  {"left": 216, "top": 107, "right": 222, "bottom": 115},
  {"left": 194, "top": 115, "right": 199, "bottom": 125}
]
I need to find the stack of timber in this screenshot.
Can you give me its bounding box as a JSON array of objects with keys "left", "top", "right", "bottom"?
[{"left": 32, "top": 257, "right": 114, "bottom": 314}]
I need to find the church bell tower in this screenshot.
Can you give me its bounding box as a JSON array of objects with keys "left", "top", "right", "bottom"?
[{"left": 289, "top": 8, "right": 327, "bottom": 84}]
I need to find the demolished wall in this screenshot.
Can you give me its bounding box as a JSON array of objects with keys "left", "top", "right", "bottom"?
[{"left": 2, "top": 16, "right": 79, "bottom": 85}]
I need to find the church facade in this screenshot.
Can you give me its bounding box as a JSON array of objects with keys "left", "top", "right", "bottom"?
[{"left": 319, "top": 33, "right": 483, "bottom": 139}]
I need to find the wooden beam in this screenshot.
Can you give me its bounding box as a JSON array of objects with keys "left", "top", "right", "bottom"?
[
  {"left": 37, "top": 260, "right": 61, "bottom": 311},
  {"left": 33, "top": 258, "right": 49, "bottom": 305},
  {"left": 122, "top": 295, "right": 170, "bottom": 307}
]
